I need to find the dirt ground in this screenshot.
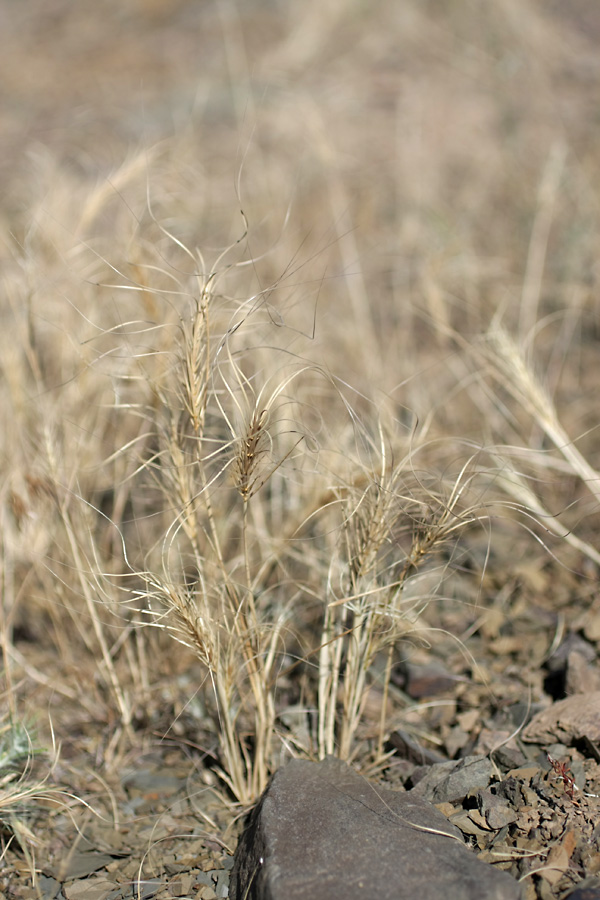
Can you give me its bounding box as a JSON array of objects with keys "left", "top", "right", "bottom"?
[
  {"left": 2, "top": 2, "right": 600, "bottom": 899},
  {"left": 6, "top": 548, "right": 600, "bottom": 899}
]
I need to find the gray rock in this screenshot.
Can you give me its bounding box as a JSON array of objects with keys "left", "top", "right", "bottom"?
[
  {"left": 393, "top": 660, "right": 462, "bottom": 699},
  {"left": 490, "top": 744, "right": 527, "bottom": 772},
  {"left": 522, "top": 692, "right": 600, "bottom": 744},
  {"left": 563, "top": 880, "right": 600, "bottom": 900},
  {"left": 390, "top": 728, "right": 447, "bottom": 766},
  {"left": 477, "top": 787, "right": 519, "bottom": 830},
  {"left": 409, "top": 755, "right": 494, "bottom": 803},
  {"left": 230, "top": 756, "right": 520, "bottom": 900}
]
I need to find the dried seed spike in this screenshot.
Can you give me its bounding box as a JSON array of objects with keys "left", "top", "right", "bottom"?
[{"left": 235, "top": 408, "right": 268, "bottom": 500}]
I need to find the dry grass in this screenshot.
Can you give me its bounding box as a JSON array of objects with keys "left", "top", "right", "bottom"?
[
  {"left": 1, "top": 0, "right": 600, "bottom": 868},
  {"left": 0, "top": 715, "right": 81, "bottom": 879}
]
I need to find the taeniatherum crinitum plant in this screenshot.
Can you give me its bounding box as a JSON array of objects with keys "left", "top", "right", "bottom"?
[
  {"left": 68, "top": 207, "right": 548, "bottom": 805},
  {"left": 12, "top": 152, "right": 598, "bottom": 810},
  {"left": 104, "top": 232, "right": 322, "bottom": 804},
  {"left": 0, "top": 716, "right": 79, "bottom": 878}
]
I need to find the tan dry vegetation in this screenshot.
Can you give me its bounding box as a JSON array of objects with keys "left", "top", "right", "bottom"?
[{"left": 1, "top": 0, "right": 600, "bottom": 892}]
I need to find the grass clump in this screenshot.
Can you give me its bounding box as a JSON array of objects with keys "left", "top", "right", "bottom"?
[
  {"left": 45, "top": 196, "right": 548, "bottom": 806},
  {"left": 4, "top": 146, "right": 598, "bottom": 817},
  {"left": 6, "top": 147, "right": 593, "bottom": 812},
  {"left": 0, "top": 715, "right": 67, "bottom": 875}
]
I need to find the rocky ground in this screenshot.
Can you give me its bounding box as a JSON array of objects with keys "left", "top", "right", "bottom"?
[{"left": 4, "top": 550, "right": 600, "bottom": 899}]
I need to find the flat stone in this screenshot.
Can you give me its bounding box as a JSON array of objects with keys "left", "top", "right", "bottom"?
[
  {"left": 409, "top": 755, "right": 494, "bottom": 803},
  {"left": 389, "top": 728, "right": 447, "bottom": 766},
  {"left": 477, "top": 787, "right": 519, "bottom": 830},
  {"left": 394, "top": 661, "right": 461, "bottom": 699},
  {"left": 566, "top": 650, "right": 600, "bottom": 695},
  {"left": 564, "top": 881, "right": 600, "bottom": 900},
  {"left": 230, "top": 757, "right": 520, "bottom": 900},
  {"left": 62, "top": 880, "right": 119, "bottom": 900},
  {"left": 522, "top": 693, "right": 600, "bottom": 744}
]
